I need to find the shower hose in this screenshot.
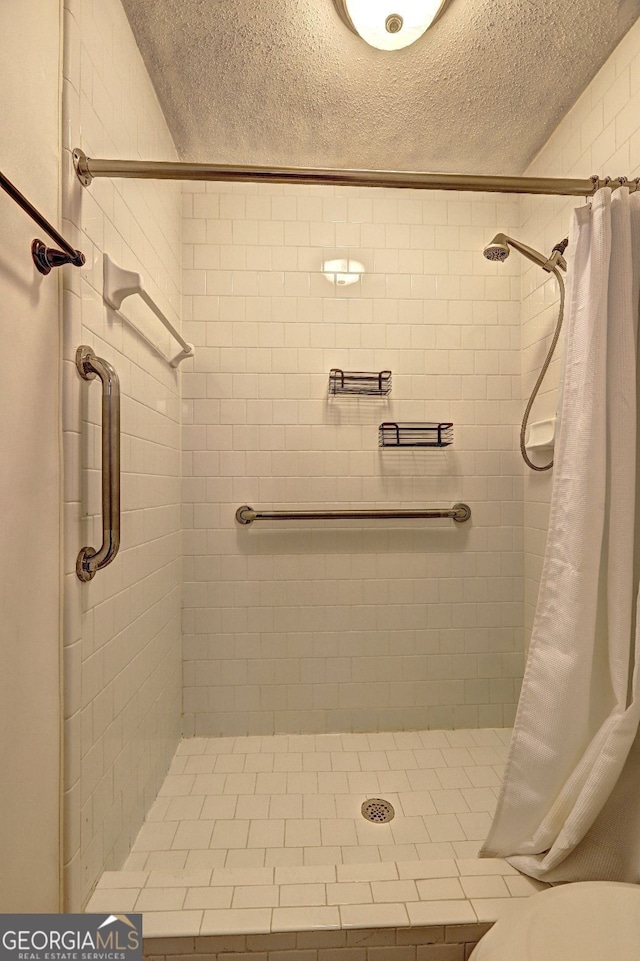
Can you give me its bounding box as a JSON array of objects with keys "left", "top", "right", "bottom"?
[{"left": 520, "top": 265, "right": 565, "bottom": 472}]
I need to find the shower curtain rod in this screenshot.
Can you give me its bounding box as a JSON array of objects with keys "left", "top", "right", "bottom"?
[{"left": 73, "top": 150, "right": 635, "bottom": 197}]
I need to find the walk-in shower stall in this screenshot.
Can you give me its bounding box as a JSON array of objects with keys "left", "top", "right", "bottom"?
[
  {"left": 55, "top": 0, "right": 640, "bottom": 929},
  {"left": 5, "top": 0, "right": 640, "bottom": 949}
]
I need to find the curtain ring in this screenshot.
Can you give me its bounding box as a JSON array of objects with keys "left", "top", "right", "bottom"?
[{"left": 587, "top": 174, "right": 600, "bottom": 205}]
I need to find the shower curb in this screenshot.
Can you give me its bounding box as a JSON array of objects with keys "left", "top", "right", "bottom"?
[
  {"left": 87, "top": 857, "right": 547, "bottom": 955},
  {"left": 144, "top": 922, "right": 494, "bottom": 960}
]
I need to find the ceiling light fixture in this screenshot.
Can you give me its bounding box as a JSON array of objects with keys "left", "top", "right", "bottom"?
[{"left": 333, "top": 0, "right": 449, "bottom": 50}]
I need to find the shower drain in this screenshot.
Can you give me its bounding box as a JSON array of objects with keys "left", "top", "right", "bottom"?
[{"left": 361, "top": 798, "right": 395, "bottom": 823}]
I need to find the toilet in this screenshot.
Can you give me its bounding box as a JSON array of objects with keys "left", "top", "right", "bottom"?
[{"left": 469, "top": 881, "right": 640, "bottom": 960}]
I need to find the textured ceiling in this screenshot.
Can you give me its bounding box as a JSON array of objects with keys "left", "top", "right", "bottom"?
[{"left": 121, "top": 0, "right": 640, "bottom": 174}]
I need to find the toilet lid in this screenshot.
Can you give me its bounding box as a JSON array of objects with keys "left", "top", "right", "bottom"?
[{"left": 470, "top": 881, "right": 640, "bottom": 961}]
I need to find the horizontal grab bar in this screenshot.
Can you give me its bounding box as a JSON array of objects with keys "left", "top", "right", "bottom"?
[{"left": 236, "top": 504, "right": 471, "bottom": 525}]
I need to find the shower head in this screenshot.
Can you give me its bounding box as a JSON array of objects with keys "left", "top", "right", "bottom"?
[
  {"left": 483, "top": 233, "right": 567, "bottom": 272},
  {"left": 483, "top": 233, "right": 510, "bottom": 262}
]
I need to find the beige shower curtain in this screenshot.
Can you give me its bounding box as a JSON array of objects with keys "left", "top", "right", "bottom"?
[{"left": 480, "top": 186, "right": 640, "bottom": 882}]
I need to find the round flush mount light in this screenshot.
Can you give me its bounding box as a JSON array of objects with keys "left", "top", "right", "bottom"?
[
  {"left": 322, "top": 258, "right": 365, "bottom": 286},
  {"left": 334, "top": 0, "right": 449, "bottom": 50}
]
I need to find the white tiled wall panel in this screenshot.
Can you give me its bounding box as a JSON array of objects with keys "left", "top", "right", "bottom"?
[
  {"left": 181, "top": 184, "right": 526, "bottom": 737},
  {"left": 62, "top": 0, "right": 183, "bottom": 909},
  {"left": 521, "top": 16, "right": 640, "bottom": 634}
]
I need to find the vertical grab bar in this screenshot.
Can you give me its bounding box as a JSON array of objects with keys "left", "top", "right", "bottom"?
[{"left": 75, "top": 346, "right": 121, "bottom": 581}]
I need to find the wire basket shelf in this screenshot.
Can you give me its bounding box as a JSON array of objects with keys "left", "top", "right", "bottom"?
[
  {"left": 378, "top": 422, "right": 454, "bottom": 448},
  {"left": 329, "top": 369, "right": 392, "bottom": 396}
]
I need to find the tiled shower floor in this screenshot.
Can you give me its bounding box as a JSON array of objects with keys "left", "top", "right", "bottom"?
[
  {"left": 130, "top": 728, "right": 508, "bottom": 871},
  {"left": 88, "top": 728, "right": 548, "bottom": 939}
]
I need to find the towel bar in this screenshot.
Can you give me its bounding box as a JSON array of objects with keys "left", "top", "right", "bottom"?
[{"left": 103, "top": 253, "right": 194, "bottom": 367}]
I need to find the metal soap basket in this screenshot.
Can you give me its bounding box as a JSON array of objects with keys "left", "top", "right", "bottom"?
[
  {"left": 329, "top": 369, "right": 392, "bottom": 396},
  {"left": 378, "top": 422, "right": 454, "bottom": 448}
]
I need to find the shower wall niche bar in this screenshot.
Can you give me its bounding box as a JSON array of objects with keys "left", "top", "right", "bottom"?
[
  {"left": 73, "top": 150, "right": 636, "bottom": 196},
  {"left": 235, "top": 504, "right": 471, "bottom": 524}
]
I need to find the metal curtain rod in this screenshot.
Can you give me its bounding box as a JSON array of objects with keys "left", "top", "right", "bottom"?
[
  {"left": 236, "top": 504, "right": 472, "bottom": 525},
  {"left": 0, "top": 170, "right": 85, "bottom": 274},
  {"left": 73, "top": 150, "right": 634, "bottom": 197}
]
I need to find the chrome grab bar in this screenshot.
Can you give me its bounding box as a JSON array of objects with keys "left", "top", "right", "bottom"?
[
  {"left": 236, "top": 504, "right": 471, "bottom": 525},
  {"left": 76, "top": 346, "right": 121, "bottom": 581}
]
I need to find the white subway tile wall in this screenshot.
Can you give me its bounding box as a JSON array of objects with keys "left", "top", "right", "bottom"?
[
  {"left": 62, "top": 0, "right": 183, "bottom": 909},
  {"left": 181, "top": 183, "right": 525, "bottom": 737},
  {"left": 521, "top": 15, "right": 640, "bottom": 634}
]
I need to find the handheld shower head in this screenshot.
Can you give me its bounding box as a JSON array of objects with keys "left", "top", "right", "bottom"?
[
  {"left": 483, "top": 233, "right": 567, "bottom": 272},
  {"left": 482, "top": 233, "right": 511, "bottom": 262},
  {"left": 483, "top": 231, "right": 569, "bottom": 474}
]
